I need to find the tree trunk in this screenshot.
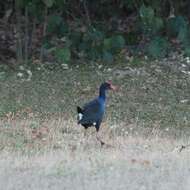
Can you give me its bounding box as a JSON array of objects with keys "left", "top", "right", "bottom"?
[
  {"left": 24, "top": 6, "right": 29, "bottom": 64},
  {"left": 40, "top": 6, "right": 48, "bottom": 63},
  {"left": 15, "top": 2, "right": 23, "bottom": 64}
]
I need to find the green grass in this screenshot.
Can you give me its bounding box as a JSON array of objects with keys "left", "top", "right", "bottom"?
[
  {"left": 0, "top": 60, "right": 190, "bottom": 126},
  {"left": 0, "top": 59, "right": 189, "bottom": 151}
]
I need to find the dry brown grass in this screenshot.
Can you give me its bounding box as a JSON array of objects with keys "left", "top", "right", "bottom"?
[{"left": 0, "top": 118, "right": 190, "bottom": 190}]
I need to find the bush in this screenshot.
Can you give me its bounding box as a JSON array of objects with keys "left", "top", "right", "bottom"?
[
  {"left": 47, "top": 15, "right": 68, "bottom": 37},
  {"left": 167, "top": 16, "right": 189, "bottom": 42},
  {"left": 3, "top": 0, "right": 190, "bottom": 64},
  {"left": 139, "top": 4, "right": 164, "bottom": 37},
  {"left": 54, "top": 47, "right": 71, "bottom": 64},
  {"left": 68, "top": 26, "right": 125, "bottom": 62},
  {"left": 147, "top": 37, "right": 170, "bottom": 58},
  {"left": 167, "top": 16, "right": 190, "bottom": 56}
]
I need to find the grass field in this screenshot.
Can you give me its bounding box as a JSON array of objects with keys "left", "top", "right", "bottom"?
[{"left": 0, "top": 57, "right": 190, "bottom": 189}]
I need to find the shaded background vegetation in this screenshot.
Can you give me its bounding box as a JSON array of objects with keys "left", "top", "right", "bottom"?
[
  {"left": 0, "top": 0, "right": 189, "bottom": 128},
  {"left": 0, "top": 0, "right": 190, "bottom": 67}
]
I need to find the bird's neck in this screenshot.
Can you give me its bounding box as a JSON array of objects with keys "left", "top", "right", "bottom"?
[{"left": 99, "top": 88, "right": 106, "bottom": 101}]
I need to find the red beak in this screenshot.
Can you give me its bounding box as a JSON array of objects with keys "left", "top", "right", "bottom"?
[
  {"left": 107, "top": 80, "right": 117, "bottom": 91},
  {"left": 110, "top": 84, "right": 117, "bottom": 91}
]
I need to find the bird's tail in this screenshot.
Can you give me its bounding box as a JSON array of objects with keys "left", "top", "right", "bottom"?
[
  {"left": 77, "top": 106, "right": 83, "bottom": 124},
  {"left": 77, "top": 106, "right": 83, "bottom": 114}
]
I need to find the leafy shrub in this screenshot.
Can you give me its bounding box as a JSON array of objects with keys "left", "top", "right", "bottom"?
[
  {"left": 102, "top": 51, "right": 114, "bottom": 63},
  {"left": 139, "top": 5, "right": 163, "bottom": 36},
  {"left": 167, "top": 16, "right": 189, "bottom": 40},
  {"left": 79, "top": 28, "right": 105, "bottom": 60},
  {"left": 68, "top": 26, "right": 125, "bottom": 62},
  {"left": 4, "top": 0, "right": 190, "bottom": 65},
  {"left": 42, "top": 0, "right": 54, "bottom": 8},
  {"left": 184, "top": 40, "right": 190, "bottom": 56},
  {"left": 47, "top": 15, "right": 68, "bottom": 36},
  {"left": 125, "top": 32, "right": 139, "bottom": 45},
  {"left": 167, "top": 16, "right": 190, "bottom": 56},
  {"left": 147, "top": 37, "right": 170, "bottom": 58},
  {"left": 104, "top": 35, "right": 125, "bottom": 53},
  {"left": 184, "top": 46, "right": 190, "bottom": 56},
  {"left": 54, "top": 47, "right": 71, "bottom": 64},
  {"left": 139, "top": 5, "right": 154, "bottom": 25}
]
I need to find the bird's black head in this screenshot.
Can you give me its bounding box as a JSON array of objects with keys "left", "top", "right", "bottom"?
[
  {"left": 99, "top": 81, "right": 117, "bottom": 99},
  {"left": 100, "top": 81, "right": 117, "bottom": 91}
]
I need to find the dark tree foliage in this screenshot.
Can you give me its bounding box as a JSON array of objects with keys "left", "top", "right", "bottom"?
[{"left": 0, "top": 0, "right": 190, "bottom": 65}]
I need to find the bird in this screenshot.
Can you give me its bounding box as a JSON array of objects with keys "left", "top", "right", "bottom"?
[{"left": 77, "top": 81, "right": 117, "bottom": 146}]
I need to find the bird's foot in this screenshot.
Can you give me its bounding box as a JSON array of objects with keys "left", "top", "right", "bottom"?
[
  {"left": 100, "top": 141, "right": 115, "bottom": 148},
  {"left": 100, "top": 140, "right": 105, "bottom": 147},
  {"left": 96, "top": 134, "right": 113, "bottom": 148}
]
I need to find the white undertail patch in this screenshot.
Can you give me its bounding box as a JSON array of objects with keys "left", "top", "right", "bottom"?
[
  {"left": 93, "top": 122, "right": 96, "bottom": 126},
  {"left": 78, "top": 113, "right": 83, "bottom": 121}
]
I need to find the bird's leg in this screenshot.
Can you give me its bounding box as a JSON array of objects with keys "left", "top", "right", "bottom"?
[
  {"left": 96, "top": 132, "right": 106, "bottom": 146},
  {"left": 80, "top": 127, "right": 88, "bottom": 144},
  {"left": 84, "top": 127, "right": 88, "bottom": 137}
]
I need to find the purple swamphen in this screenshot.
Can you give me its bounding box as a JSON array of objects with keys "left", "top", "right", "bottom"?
[{"left": 77, "top": 81, "right": 117, "bottom": 146}]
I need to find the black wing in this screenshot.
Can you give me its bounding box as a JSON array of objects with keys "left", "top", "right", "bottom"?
[{"left": 77, "top": 106, "right": 83, "bottom": 114}]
